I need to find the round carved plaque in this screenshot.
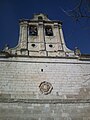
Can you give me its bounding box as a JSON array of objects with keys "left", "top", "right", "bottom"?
[{"left": 39, "top": 81, "right": 53, "bottom": 95}]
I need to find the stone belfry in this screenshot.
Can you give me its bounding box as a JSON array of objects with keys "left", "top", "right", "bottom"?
[
  {"left": 0, "top": 13, "right": 90, "bottom": 120},
  {"left": 5, "top": 13, "right": 74, "bottom": 57}
]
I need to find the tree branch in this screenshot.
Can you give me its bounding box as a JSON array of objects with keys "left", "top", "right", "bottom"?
[{"left": 61, "top": 0, "right": 90, "bottom": 21}]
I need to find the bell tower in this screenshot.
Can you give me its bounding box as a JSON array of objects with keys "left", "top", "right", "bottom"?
[{"left": 5, "top": 13, "right": 75, "bottom": 57}]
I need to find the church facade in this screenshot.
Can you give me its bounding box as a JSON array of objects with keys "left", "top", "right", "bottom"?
[{"left": 0, "top": 13, "right": 90, "bottom": 120}]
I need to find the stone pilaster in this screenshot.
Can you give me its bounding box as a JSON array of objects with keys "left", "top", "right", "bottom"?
[
  {"left": 59, "top": 24, "right": 67, "bottom": 51},
  {"left": 19, "top": 21, "right": 28, "bottom": 50},
  {"left": 54, "top": 23, "right": 63, "bottom": 51},
  {"left": 38, "top": 22, "right": 46, "bottom": 51}
]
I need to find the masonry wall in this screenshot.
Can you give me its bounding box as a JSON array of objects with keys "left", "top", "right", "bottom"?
[
  {"left": 0, "top": 57, "right": 90, "bottom": 99},
  {"left": 0, "top": 57, "right": 90, "bottom": 120},
  {"left": 0, "top": 103, "right": 90, "bottom": 120}
]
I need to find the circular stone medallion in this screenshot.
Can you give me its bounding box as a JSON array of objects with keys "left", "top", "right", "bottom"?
[{"left": 39, "top": 81, "right": 53, "bottom": 95}]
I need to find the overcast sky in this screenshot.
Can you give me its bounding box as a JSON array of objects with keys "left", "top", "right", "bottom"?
[{"left": 0, "top": 0, "right": 90, "bottom": 54}]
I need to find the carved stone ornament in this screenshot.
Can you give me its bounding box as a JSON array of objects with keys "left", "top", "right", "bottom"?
[{"left": 39, "top": 81, "right": 53, "bottom": 95}]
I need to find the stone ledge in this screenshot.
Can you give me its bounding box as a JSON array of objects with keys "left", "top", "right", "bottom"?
[{"left": 0, "top": 98, "right": 90, "bottom": 104}]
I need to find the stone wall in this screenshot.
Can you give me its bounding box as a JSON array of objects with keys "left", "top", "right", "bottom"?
[
  {"left": 0, "top": 57, "right": 90, "bottom": 99},
  {"left": 0, "top": 56, "right": 90, "bottom": 120},
  {"left": 0, "top": 102, "right": 90, "bottom": 120}
]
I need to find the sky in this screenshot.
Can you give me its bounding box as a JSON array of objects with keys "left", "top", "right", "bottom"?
[{"left": 0, "top": 0, "right": 90, "bottom": 54}]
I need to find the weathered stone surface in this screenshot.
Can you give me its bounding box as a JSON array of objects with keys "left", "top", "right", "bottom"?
[
  {"left": 0, "top": 57, "right": 90, "bottom": 100},
  {"left": 0, "top": 103, "right": 90, "bottom": 120},
  {"left": 0, "top": 13, "right": 90, "bottom": 120}
]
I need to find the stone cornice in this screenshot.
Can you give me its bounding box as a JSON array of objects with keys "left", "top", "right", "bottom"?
[{"left": 19, "top": 19, "right": 62, "bottom": 25}]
